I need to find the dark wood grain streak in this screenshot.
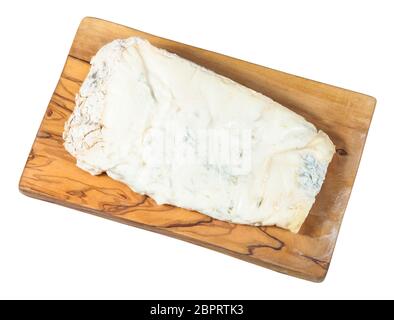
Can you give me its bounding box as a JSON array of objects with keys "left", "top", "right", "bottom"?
[
  {"left": 68, "top": 53, "right": 90, "bottom": 64},
  {"left": 19, "top": 17, "right": 376, "bottom": 282}
]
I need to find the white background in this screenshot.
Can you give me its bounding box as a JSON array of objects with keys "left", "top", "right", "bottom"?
[{"left": 1, "top": 0, "right": 393, "bottom": 299}]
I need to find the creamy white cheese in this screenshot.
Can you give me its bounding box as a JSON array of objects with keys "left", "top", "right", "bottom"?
[{"left": 63, "top": 37, "right": 335, "bottom": 233}]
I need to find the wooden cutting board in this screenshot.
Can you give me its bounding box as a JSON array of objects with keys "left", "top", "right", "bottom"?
[{"left": 19, "top": 17, "right": 376, "bottom": 282}]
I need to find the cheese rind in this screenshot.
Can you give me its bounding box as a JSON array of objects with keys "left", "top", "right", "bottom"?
[{"left": 63, "top": 37, "right": 335, "bottom": 233}]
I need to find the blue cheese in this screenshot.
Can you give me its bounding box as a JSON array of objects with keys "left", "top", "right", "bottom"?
[{"left": 63, "top": 37, "right": 335, "bottom": 233}]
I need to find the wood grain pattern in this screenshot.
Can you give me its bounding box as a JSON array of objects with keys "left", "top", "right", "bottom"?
[{"left": 19, "top": 17, "right": 376, "bottom": 282}]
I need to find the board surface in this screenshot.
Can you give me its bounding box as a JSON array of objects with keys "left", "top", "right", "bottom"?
[{"left": 19, "top": 17, "right": 376, "bottom": 282}]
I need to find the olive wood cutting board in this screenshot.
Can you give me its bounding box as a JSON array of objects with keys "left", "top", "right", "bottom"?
[{"left": 19, "top": 17, "right": 376, "bottom": 282}]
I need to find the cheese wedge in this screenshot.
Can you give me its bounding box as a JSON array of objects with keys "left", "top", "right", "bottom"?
[{"left": 63, "top": 37, "right": 335, "bottom": 232}]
